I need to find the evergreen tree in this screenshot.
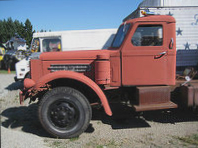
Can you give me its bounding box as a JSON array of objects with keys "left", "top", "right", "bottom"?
[
  {"left": 0, "top": 20, "right": 4, "bottom": 43},
  {"left": 24, "top": 19, "right": 35, "bottom": 47},
  {"left": 14, "top": 20, "right": 25, "bottom": 39},
  {"left": 5, "top": 17, "right": 15, "bottom": 41},
  {"left": 0, "top": 18, "right": 35, "bottom": 47}
]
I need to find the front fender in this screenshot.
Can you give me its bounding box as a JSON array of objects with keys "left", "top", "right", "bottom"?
[{"left": 34, "top": 71, "right": 112, "bottom": 116}]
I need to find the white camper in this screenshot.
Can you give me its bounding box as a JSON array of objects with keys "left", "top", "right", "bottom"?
[
  {"left": 15, "top": 28, "right": 117, "bottom": 81},
  {"left": 124, "top": 0, "right": 198, "bottom": 73}
]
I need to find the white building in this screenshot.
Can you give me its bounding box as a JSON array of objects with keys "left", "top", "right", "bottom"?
[{"left": 124, "top": 0, "right": 198, "bottom": 71}]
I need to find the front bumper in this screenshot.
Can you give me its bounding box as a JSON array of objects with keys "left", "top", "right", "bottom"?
[{"left": 19, "top": 78, "right": 36, "bottom": 105}]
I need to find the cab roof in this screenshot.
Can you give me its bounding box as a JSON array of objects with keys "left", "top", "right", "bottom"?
[{"left": 124, "top": 15, "right": 176, "bottom": 24}]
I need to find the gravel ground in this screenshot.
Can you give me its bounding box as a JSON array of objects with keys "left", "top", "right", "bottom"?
[{"left": 1, "top": 74, "right": 198, "bottom": 148}]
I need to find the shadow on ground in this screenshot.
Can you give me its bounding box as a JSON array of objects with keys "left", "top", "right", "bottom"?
[
  {"left": 92, "top": 103, "right": 198, "bottom": 129},
  {"left": 1, "top": 103, "right": 50, "bottom": 137},
  {"left": 142, "top": 108, "right": 198, "bottom": 124},
  {"left": 92, "top": 104, "right": 151, "bottom": 130},
  {"left": 5, "top": 81, "right": 23, "bottom": 91},
  {"left": 1, "top": 102, "right": 198, "bottom": 138}
]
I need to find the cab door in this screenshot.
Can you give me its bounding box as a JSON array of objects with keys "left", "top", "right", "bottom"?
[{"left": 121, "top": 22, "right": 176, "bottom": 86}]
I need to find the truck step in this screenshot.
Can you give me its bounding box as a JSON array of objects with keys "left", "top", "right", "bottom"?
[{"left": 133, "top": 101, "right": 178, "bottom": 112}]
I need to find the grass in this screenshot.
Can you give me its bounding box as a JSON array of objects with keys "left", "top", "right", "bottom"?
[
  {"left": 44, "top": 139, "right": 65, "bottom": 148},
  {"left": 176, "top": 134, "right": 198, "bottom": 146},
  {"left": 69, "top": 137, "right": 79, "bottom": 142},
  {"left": 51, "top": 141, "right": 62, "bottom": 148},
  {"left": 0, "top": 70, "right": 16, "bottom": 74},
  {"left": 86, "top": 139, "right": 119, "bottom": 148}
]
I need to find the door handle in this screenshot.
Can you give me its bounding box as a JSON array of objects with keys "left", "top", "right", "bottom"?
[
  {"left": 169, "top": 38, "right": 174, "bottom": 49},
  {"left": 154, "top": 51, "right": 167, "bottom": 59}
]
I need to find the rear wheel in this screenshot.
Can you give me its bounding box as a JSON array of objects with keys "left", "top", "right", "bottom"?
[{"left": 38, "top": 87, "right": 92, "bottom": 138}]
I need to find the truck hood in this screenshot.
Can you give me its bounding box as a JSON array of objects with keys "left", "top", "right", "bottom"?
[{"left": 40, "top": 50, "right": 113, "bottom": 61}]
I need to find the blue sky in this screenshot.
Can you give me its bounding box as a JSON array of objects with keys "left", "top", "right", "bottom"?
[{"left": 0, "top": 0, "right": 143, "bottom": 31}]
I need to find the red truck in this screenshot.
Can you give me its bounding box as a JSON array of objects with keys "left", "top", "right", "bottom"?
[{"left": 20, "top": 14, "right": 198, "bottom": 138}]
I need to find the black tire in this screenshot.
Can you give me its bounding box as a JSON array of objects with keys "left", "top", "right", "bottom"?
[{"left": 38, "top": 87, "right": 92, "bottom": 138}]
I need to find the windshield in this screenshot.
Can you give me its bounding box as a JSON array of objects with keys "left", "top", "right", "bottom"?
[
  {"left": 111, "top": 23, "right": 130, "bottom": 48},
  {"left": 42, "top": 38, "right": 61, "bottom": 52}
]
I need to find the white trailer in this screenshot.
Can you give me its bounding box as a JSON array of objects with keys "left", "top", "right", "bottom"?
[
  {"left": 124, "top": 0, "right": 198, "bottom": 73},
  {"left": 15, "top": 28, "right": 117, "bottom": 81}
]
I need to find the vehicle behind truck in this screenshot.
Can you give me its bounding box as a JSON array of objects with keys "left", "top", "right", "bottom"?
[
  {"left": 15, "top": 29, "right": 117, "bottom": 81},
  {"left": 20, "top": 14, "right": 198, "bottom": 139},
  {"left": 0, "top": 44, "right": 5, "bottom": 69}
]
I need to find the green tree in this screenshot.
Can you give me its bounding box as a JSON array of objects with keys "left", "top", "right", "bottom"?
[
  {"left": 24, "top": 19, "right": 35, "bottom": 47},
  {"left": 0, "top": 18, "right": 35, "bottom": 48},
  {"left": 0, "top": 18, "right": 15, "bottom": 43},
  {"left": 14, "top": 20, "right": 25, "bottom": 39},
  {"left": 0, "top": 20, "right": 4, "bottom": 43},
  {"left": 40, "top": 29, "right": 47, "bottom": 32},
  {"left": 5, "top": 17, "right": 15, "bottom": 41}
]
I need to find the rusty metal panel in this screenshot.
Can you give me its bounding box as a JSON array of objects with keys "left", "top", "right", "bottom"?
[
  {"left": 30, "top": 59, "right": 43, "bottom": 82},
  {"left": 181, "top": 83, "right": 198, "bottom": 107},
  {"left": 95, "top": 61, "right": 110, "bottom": 85},
  {"left": 136, "top": 86, "right": 171, "bottom": 105}
]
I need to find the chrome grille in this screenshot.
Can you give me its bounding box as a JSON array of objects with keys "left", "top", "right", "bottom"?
[{"left": 48, "top": 64, "right": 91, "bottom": 72}]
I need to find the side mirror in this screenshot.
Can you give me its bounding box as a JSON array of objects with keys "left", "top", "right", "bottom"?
[{"left": 169, "top": 38, "right": 174, "bottom": 49}]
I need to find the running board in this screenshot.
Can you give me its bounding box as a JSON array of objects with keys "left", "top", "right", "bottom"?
[{"left": 133, "top": 101, "right": 178, "bottom": 112}]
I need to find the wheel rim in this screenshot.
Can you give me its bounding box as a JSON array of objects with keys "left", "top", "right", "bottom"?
[{"left": 48, "top": 99, "right": 79, "bottom": 130}]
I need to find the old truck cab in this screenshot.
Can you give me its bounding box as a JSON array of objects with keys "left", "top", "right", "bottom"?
[
  {"left": 20, "top": 15, "right": 196, "bottom": 139},
  {"left": 109, "top": 15, "right": 176, "bottom": 86}
]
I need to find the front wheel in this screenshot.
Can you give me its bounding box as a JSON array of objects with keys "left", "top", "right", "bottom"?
[{"left": 38, "top": 87, "right": 92, "bottom": 138}]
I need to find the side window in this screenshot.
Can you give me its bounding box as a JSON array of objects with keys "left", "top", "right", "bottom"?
[
  {"left": 31, "top": 38, "right": 40, "bottom": 52},
  {"left": 42, "top": 38, "right": 61, "bottom": 52},
  {"left": 131, "top": 25, "right": 163, "bottom": 46}
]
